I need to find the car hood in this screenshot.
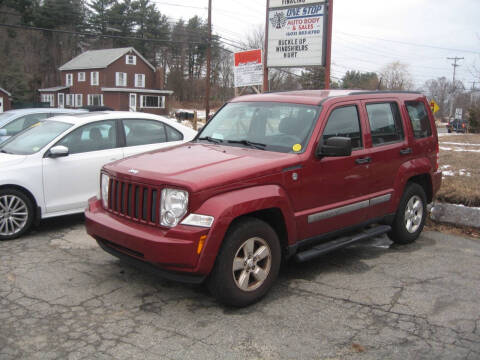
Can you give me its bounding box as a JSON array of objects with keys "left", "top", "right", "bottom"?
[
  {"left": 0, "top": 152, "right": 28, "bottom": 168},
  {"left": 105, "top": 143, "right": 301, "bottom": 192}
]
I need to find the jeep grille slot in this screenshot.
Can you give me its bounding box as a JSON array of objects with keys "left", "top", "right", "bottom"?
[{"left": 107, "top": 177, "right": 161, "bottom": 225}]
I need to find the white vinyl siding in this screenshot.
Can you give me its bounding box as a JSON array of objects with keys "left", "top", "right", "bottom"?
[
  {"left": 75, "top": 94, "right": 83, "bottom": 107},
  {"left": 90, "top": 71, "right": 99, "bottom": 86},
  {"left": 78, "top": 72, "right": 86, "bottom": 82},
  {"left": 140, "top": 95, "right": 165, "bottom": 109},
  {"left": 116, "top": 72, "right": 127, "bottom": 87},
  {"left": 126, "top": 55, "right": 137, "bottom": 65},
  {"left": 87, "top": 94, "right": 103, "bottom": 106},
  {"left": 135, "top": 74, "right": 145, "bottom": 88},
  {"left": 66, "top": 73, "right": 73, "bottom": 86}
]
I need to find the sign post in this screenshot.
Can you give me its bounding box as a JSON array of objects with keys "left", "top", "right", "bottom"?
[{"left": 264, "top": 0, "right": 331, "bottom": 91}]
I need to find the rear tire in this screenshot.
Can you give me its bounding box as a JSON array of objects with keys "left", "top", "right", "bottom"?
[
  {"left": 207, "top": 217, "right": 281, "bottom": 307},
  {"left": 0, "top": 188, "right": 34, "bottom": 241},
  {"left": 388, "top": 183, "right": 427, "bottom": 244}
]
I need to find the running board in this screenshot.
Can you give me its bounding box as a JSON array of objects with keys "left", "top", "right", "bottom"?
[{"left": 294, "top": 225, "right": 391, "bottom": 263}]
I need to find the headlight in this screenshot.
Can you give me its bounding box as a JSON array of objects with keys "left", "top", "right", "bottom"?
[
  {"left": 101, "top": 173, "right": 110, "bottom": 208},
  {"left": 160, "top": 188, "right": 188, "bottom": 227}
]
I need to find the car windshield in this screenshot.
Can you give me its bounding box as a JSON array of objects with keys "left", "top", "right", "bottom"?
[
  {"left": 198, "top": 102, "right": 320, "bottom": 154},
  {"left": 0, "top": 120, "right": 72, "bottom": 155}
]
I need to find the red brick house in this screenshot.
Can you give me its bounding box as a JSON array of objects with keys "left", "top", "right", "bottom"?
[
  {"left": 38, "top": 47, "right": 172, "bottom": 115},
  {"left": 0, "top": 87, "right": 11, "bottom": 112}
]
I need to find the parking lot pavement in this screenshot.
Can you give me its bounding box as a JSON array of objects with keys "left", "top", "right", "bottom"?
[{"left": 1, "top": 216, "right": 479, "bottom": 360}]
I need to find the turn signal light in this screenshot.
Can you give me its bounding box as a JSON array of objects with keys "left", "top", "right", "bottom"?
[{"left": 197, "top": 235, "right": 207, "bottom": 255}]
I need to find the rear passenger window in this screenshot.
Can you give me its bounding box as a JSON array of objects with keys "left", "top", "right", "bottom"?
[
  {"left": 123, "top": 119, "right": 167, "bottom": 146},
  {"left": 406, "top": 101, "right": 432, "bottom": 138},
  {"left": 322, "top": 105, "right": 362, "bottom": 149},
  {"left": 366, "top": 102, "right": 404, "bottom": 146}
]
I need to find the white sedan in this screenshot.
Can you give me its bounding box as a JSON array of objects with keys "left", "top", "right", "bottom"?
[{"left": 0, "top": 111, "right": 197, "bottom": 240}]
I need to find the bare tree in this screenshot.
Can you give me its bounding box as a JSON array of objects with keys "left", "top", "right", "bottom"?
[
  {"left": 379, "top": 61, "right": 414, "bottom": 90},
  {"left": 422, "top": 77, "right": 450, "bottom": 120}
]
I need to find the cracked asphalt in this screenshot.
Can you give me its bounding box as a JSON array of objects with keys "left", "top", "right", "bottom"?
[{"left": 1, "top": 215, "right": 479, "bottom": 360}]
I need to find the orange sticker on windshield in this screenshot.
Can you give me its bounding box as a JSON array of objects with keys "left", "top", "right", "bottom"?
[{"left": 293, "top": 144, "right": 302, "bottom": 152}]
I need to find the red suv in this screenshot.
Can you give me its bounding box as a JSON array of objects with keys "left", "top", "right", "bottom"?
[{"left": 85, "top": 90, "right": 442, "bottom": 307}]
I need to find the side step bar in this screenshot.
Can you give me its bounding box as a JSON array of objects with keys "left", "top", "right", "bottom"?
[{"left": 294, "top": 225, "right": 391, "bottom": 263}]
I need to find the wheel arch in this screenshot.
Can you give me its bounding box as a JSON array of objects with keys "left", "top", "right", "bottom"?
[{"left": 406, "top": 173, "right": 433, "bottom": 203}]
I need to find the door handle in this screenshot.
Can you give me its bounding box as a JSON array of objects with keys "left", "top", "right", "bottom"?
[
  {"left": 400, "top": 148, "right": 412, "bottom": 155},
  {"left": 355, "top": 157, "right": 371, "bottom": 165}
]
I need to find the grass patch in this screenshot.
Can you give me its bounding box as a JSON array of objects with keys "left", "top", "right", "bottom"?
[{"left": 436, "top": 133, "right": 480, "bottom": 207}]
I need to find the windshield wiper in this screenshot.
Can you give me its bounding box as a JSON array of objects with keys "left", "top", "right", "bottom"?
[
  {"left": 198, "top": 136, "right": 223, "bottom": 144},
  {"left": 227, "top": 139, "right": 267, "bottom": 150}
]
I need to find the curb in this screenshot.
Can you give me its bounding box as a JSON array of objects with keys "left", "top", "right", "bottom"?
[{"left": 429, "top": 202, "right": 480, "bottom": 229}]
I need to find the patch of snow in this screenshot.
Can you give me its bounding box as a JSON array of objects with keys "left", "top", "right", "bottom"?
[
  {"left": 440, "top": 146, "right": 452, "bottom": 151},
  {"left": 442, "top": 170, "right": 455, "bottom": 176},
  {"left": 441, "top": 142, "right": 480, "bottom": 147},
  {"left": 453, "top": 147, "right": 480, "bottom": 153},
  {"left": 440, "top": 165, "right": 451, "bottom": 169}
]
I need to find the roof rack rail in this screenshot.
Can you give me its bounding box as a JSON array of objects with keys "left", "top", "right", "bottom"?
[{"left": 347, "top": 90, "right": 422, "bottom": 95}]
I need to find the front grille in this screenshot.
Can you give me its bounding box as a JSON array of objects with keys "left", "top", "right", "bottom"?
[{"left": 108, "top": 177, "right": 161, "bottom": 225}]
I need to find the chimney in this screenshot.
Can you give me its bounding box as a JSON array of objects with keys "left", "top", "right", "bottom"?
[{"left": 155, "top": 67, "right": 165, "bottom": 89}]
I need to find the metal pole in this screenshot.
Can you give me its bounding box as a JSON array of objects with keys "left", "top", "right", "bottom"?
[
  {"left": 205, "top": 0, "right": 212, "bottom": 121},
  {"left": 447, "top": 56, "right": 464, "bottom": 119},
  {"left": 263, "top": 0, "right": 270, "bottom": 93},
  {"left": 324, "top": 0, "right": 333, "bottom": 89}
]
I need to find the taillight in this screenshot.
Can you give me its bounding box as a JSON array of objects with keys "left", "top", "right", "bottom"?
[{"left": 462, "top": 123, "right": 465, "bottom": 128}]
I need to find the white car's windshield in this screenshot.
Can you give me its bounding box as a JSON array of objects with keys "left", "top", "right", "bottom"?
[
  {"left": 198, "top": 102, "right": 320, "bottom": 154},
  {"left": 0, "top": 113, "right": 15, "bottom": 127},
  {"left": 0, "top": 120, "right": 72, "bottom": 155}
]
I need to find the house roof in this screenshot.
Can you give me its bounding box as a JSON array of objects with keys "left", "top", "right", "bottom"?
[
  {"left": 38, "top": 86, "right": 70, "bottom": 92},
  {"left": 0, "top": 87, "right": 11, "bottom": 96},
  {"left": 58, "top": 47, "right": 156, "bottom": 72}
]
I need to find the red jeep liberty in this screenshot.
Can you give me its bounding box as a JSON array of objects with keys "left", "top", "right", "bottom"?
[{"left": 85, "top": 90, "right": 442, "bottom": 307}]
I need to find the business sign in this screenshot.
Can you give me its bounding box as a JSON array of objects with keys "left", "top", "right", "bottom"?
[
  {"left": 267, "top": 3, "right": 325, "bottom": 67},
  {"left": 234, "top": 49, "right": 263, "bottom": 88},
  {"left": 455, "top": 108, "right": 463, "bottom": 120},
  {"left": 270, "top": 0, "right": 325, "bottom": 8}
]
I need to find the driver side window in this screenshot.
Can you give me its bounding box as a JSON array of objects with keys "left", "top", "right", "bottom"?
[{"left": 322, "top": 105, "right": 363, "bottom": 149}]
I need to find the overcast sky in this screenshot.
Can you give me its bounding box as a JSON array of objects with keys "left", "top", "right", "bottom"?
[{"left": 151, "top": 0, "right": 480, "bottom": 89}]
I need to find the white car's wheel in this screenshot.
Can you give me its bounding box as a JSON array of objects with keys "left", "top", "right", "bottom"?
[{"left": 0, "top": 189, "right": 34, "bottom": 240}]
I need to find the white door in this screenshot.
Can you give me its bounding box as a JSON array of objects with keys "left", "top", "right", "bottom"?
[
  {"left": 121, "top": 118, "right": 184, "bottom": 157},
  {"left": 129, "top": 93, "right": 137, "bottom": 112},
  {"left": 42, "top": 120, "right": 123, "bottom": 214},
  {"left": 0, "top": 97, "right": 3, "bottom": 113},
  {"left": 58, "top": 93, "right": 64, "bottom": 108}
]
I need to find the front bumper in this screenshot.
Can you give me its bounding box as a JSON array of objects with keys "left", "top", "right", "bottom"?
[{"left": 85, "top": 197, "right": 210, "bottom": 282}]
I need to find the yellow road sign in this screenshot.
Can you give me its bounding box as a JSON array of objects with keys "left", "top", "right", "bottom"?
[{"left": 430, "top": 100, "right": 440, "bottom": 113}]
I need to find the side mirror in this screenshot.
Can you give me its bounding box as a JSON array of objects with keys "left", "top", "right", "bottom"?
[
  {"left": 316, "top": 137, "right": 352, "bottom": 158},
  {"left": 0, "top": 129, "right": 7, "bottom": 136},
  {"left": 48, "top": 145, "right": 69, "bottom": 158}
]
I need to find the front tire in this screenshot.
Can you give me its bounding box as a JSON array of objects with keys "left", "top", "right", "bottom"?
[
  {"left": 0, "top": 189, "right": 34, "bottom": 241},
  {"left": 388, "top": 183, "right": 427, "bottom": 244},
  {"left": 207, "top": 217, "right": 281, "bottom": 307}
]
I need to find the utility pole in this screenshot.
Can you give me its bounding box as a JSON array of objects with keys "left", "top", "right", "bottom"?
[
  {"left": 324, "top": 0, "right": 333, "bottom": 89},
  {"left": 263, "top": 0, "right": 270, "bottom": 93},
  {"left": 205, "top": 0, "right": 212, "bottom": 121},
  {"left": 447, "top": 56, "right": 464, "bottom": 119}
]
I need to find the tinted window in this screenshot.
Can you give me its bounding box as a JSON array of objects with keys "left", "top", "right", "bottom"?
[
  {"left": 406, "top": 101, "right": 432, "bottom": 138},
  {"left": 57, "top": 120, "right": 117, "bottom": 154},
  {"left": 323, "top": 106, "right": 362, "bottom": 149},
  {"left": 1, "top": 113, "right": 49, "bottom": 136},
  {"left": 165, "top": 125, "right": 183, "bottom": 141},
  {"left": 366, "top": 103, "right": 404, "bottom": 146},
  {"left": 123, "top": 119, "right": 167, "bottom": 146}
]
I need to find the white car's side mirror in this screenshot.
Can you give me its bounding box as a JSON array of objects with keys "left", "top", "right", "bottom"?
[{"left": 49, "top": 145, "right": 69, "bottom": 158}]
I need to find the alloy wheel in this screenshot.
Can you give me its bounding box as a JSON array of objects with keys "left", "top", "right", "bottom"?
[
  {"left": 0, "top": 195, "right": 29, "bottom": 236},
  {"left": 404, "top": 195, "right": 423, "bottom": 233}
]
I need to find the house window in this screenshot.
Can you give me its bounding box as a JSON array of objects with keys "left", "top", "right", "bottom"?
[
  {"left": 140, "top": 95, "right": 165, "bottom": 109},
  {"left": 66, "top": 73, "right": 73, "bottom": 86},
  {"left": 66, "top": 94, "right": 75, "bottom": 107},
  {"left": 78, "top": 72, "right": 86, "bottom": 82},
  {"left": 75, "top": 94, "right": 83, "bottom": 107},
  {"left": 126, "top": 55, "right": 137, "bottom": 65},
  {"left": 135, "top": 74, "right": 145, "bottom": 88},
  {"left": 88, "top": 94, "right": 103, "bottom": 106},
  {"left": 116, "top": 72, "right": 127, "bottom": 87},
  {"left": 91, "top": 71, "right": 99, "bottom": 86},
  {"left": 41, "top": 94, "right": 55, "bottom": 107}
]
